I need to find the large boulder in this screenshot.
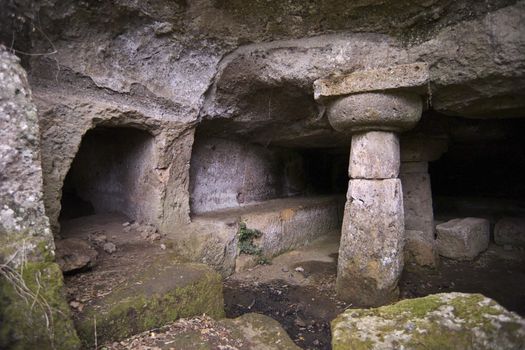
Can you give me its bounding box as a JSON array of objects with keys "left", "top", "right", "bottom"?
[
  {"left": 332, "top": 293, "right": 525, "bottom": 350},
  {"left": 495, "top": 217, "right": 525, "bottom": 247},
  {"left": 436, "top": 218, "right": 490, "bottom": 260}
]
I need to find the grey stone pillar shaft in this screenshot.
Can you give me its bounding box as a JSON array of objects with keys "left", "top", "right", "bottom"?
[{"left": 338, "top": 132, "right": 405, "bottom": 306}]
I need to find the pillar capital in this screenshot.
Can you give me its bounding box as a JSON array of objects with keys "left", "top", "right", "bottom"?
[{"left": 313, "top": 63, "right": 429, "bottom": 134}]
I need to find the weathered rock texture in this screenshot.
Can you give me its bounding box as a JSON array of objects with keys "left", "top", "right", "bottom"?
[
  {"left": 400, "top": 161, "right": 439, "bottom": 267},
  {"left": 75, "top": 259, "right": 225, "bottom": 347},
  {"left": 0, "top": 46, "right": 80, "bottom": 349},
  {"left": 337, "top": 179, "right": 405, "bottom": 306},
  {"left": 54, "top": 238, "right": 98, "bottom": 273},
  {"left": 2, "top": 0, "right": 518, "bottom": 247},
  {"left": 110, "top": 313, "right": 300, "bottom": 350},
  {"left": 332, "top": 293, "right": 525, "bottom": 350},
  {"left": 495, "top": 217, "right": 525, "bottom": 247},
  {"left": 1, "top": 0, "right": 524, "bottom": 343},
  {"left": 318, "top": 64, "right": 428, "bottom": 306},
  {"left": 436, "top": 218, "right": 490, "bottom": 260},
  {"left": 404, "top": 229, "right": 440, "bottom": 268},
  {"left": 349, "top": 132, "right": 400, "bottom": 179}
]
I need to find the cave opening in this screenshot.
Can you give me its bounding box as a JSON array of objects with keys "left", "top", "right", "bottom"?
[{"left": 59, "top": 126, "right": 159, "bottom": 232}]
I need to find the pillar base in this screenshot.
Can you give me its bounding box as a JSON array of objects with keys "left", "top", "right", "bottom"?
[{"left": 336, "top": 178, "right": 404, "bottom": 307}]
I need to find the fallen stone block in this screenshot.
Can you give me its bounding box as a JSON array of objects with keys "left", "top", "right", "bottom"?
[
  {"left": 436, "top": 218, "right": 489, "bottom": 260},
  {"left": 332, "top": 293, "right": 525, "bottom": 350},
  {"left": 495, "top": 217, "right": 525, "bottom": 247},
  {"left": 74, "top": 259, "right": 225, "bottom": 347}
]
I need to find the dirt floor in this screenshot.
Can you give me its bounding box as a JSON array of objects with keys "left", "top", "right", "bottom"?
[
  {"left": 60, "top": 216, "right": 525, "bottom": 350},
  {"left": 59, "top": 213, "right": 173, "bottom": 315},
  {"left": 224, "top": 234, "right": 525, "bottom": 350}
]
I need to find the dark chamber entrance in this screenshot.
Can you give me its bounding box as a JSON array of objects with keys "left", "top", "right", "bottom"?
[{"left": 59, "top": 126, "right": 158, "bottom": 225}]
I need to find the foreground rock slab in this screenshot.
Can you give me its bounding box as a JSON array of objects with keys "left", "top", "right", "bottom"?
[
  {"left": 74, "top": 257, "right": 225, "bottom": 347},
  {"left": 436, "top": 218, "right": 490, "bottom": 260},
  {"left": 106, "top": 313, "right": 300, "bottom": 350},
  {"left": 332, "top": 293, "right": 525, "bottom": 350}
]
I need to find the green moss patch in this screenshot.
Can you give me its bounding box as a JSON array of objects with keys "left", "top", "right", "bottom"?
[
  {"left": 75, "top": 261, "right": 225, "bottom": 348},
  {"left": 332, "top": 293, "right": 525, "bottom": 350},
  {"left": 0, "top": 261, "right": 80, "bottom": 350}
]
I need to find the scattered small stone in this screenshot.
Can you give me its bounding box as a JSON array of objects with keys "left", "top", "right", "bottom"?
[
  {"left": 148, "top": 232, "right": 161, "bottom": 241},
  {"left": 295, "top": 267, "right": 304, "bottom": 273},
  {"left": 88, "top": 231, "right": 108, "bottom": 245},
  {"left": 153, "top": 22, "right": 174, "bottom": 36},
  {"left": 281, "top": 267, "right": 289, "bottom": 272},
  {"left": 122, "top": 222, "right": 130, "bottom": 227},
  {"left": 103, "top": 242, "right": 117, "bottom": 254},
  {"left": 294, "top": 318, "right": 306, "bottom": 327},
  {"left": 160, "top": 243, "right": 166, "bottom": 250}
]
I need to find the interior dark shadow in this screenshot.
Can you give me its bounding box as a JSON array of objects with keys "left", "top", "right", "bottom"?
[
  {"left": 429, "top": 118, "right": 525, "bottom": 222},
  {"left": 59, "top": 126, "right": 157, "bottom": 229}
]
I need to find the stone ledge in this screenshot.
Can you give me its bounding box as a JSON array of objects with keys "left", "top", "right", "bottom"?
[{"left": 314, "top": 63, "right": 429, "bottom": 102}]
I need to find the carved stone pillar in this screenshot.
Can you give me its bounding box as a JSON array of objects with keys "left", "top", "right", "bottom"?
[{"left": 314, "top": 63, "right": 429, "bottom": 306}]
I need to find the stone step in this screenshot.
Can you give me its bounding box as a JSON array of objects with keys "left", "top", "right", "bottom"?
[
  {"left": 108, "top": 313, "right": 300, "bottom": 350},
  {"left": 73, "top": 257, "right": 224, "bottom": 348}
]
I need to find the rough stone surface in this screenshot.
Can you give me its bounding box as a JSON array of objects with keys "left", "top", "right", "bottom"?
[
  {"left": 190, "top": 137, "right": 307, "bottom": 214},
  {"left": 54, "top": 238, "right": 98, "bottom": 273},
  {"left": 349, "top": 132, "right": 400, "bottom": 179},
  {"left": 337, "top": 179, "right": 404, "bottom": 307},
  {"left": 220, "top": 313, "right": 301, "bottom": 350},
  {"left": 314, "top": 63, "right": 430, "bottom": 102},
  {"left": 400, "top": 162, "right": 436, "bottom": 238},
  {"left": 405, "top": 230, "right": 439, "bottom": 269},
  {"left": 495, "top": 217, "right": 525, "bottom": 247},
  {"left": 0, "top": 46, "right": 52, "bottom": 263},
  {"left": 107, "top": 313, "right": 300, "bottom": 349},
  {"left": 187, "top": 195, "right": 344, "bottom": 275},
  {"left": 327, "top": 92, "right": 423, "bottom": 133},
  {"left": 436, "top": 218, "right": 490, "bottom": 260},
  {"left": 332, "top": 293, "right": 525, "bottom": 350},
  {"left": 400, "top": 136, "right": 448, "bottom": 162},
  {"left": 0, "top": 46, "right": 80, "bottom": 349},
  {"left": 75, "top": 259, "right": 225, "bottom": 347}
]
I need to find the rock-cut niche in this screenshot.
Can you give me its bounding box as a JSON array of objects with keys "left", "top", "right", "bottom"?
[{"left": 59, "top": 126, "right": 158, "bottom": 229}]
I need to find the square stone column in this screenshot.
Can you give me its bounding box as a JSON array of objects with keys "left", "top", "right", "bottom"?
[
  {"left": 400, "top": 161, "right": 439, "bottom": 268},
  {"left": 400, "top": 136, "right": 448, "bottom": 268}
]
